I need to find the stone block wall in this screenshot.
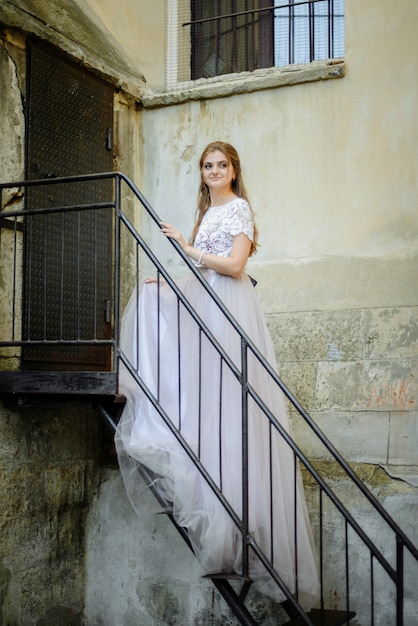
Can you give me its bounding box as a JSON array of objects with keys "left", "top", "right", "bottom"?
[
  {"left": 0, "top": 402, "right": 108, "bottom": 625},
  {"left": 268, "top": 306, "right": 417, "bottom": 469}
]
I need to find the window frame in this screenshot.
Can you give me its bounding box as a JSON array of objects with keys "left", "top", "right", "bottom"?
[{"left": 165, "top": 0, "right": 344, "bottom": 90}]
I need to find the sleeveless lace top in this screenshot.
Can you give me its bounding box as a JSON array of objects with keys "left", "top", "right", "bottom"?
[{"left": 193, "top": 198, "right": 254, "bottom": 258}]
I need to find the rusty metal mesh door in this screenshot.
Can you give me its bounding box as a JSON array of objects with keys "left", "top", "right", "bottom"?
[{"left": 23, "top": 41, "right": 114, "bottom": 370}]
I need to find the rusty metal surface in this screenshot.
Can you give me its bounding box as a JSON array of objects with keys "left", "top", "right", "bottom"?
[{"left": 23, "top": 41, "right": 113, "bottom": 369}]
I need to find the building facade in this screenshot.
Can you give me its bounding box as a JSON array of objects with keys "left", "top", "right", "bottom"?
[{"left": 0, "top": 1, "right": 417, "bottom": 624}]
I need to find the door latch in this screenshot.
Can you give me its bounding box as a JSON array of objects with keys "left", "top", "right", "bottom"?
[{"left": 104, "top": 300, "right": 111, "bottom": 323}]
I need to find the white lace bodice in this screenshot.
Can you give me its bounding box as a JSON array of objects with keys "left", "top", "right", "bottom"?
[{"left": 194, "top": 198, "right": 254, "bottom": 258}]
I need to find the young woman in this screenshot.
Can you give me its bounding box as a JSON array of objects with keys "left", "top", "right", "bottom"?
[{"left": 115, "top": 142, "right": 320, "bottom": 610}]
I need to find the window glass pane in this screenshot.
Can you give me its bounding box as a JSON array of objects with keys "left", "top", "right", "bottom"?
[
  {"left": 274, "top": 0, "right": 345, "bottom": 66},
  {"left": 191, "top": 1, "right": 272, "bottom": 79}
]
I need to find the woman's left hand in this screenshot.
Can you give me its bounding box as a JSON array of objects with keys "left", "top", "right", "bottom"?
[{"left": 160, "top": 222, "right": 187, "bottom": 250}]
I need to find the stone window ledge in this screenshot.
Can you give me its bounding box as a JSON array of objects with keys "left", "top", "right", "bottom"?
[{"left": 141, "top": 60, "right": 345, "bottom": 109}]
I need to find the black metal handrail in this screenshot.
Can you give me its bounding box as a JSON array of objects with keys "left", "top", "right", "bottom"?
[{"left": 1, "top": 172, "right": 417, "bottom": 626}]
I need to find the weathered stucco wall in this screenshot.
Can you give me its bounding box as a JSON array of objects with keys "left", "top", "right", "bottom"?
[
  {"left": 0, "top": 0, "right": 417, "bottom": 624},
  {"left": 0, "top": 403, "right": 107, "bottom": 625},
  {"left": 86, "top": 468, "right": 288, "bottom": 626}
]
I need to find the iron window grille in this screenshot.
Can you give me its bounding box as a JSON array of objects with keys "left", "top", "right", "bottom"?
[{"left": 168, "top": 0, "right": 344, "bottom": 85}]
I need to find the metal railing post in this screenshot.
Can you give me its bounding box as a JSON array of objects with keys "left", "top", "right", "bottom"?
[
  {"left": 113, "top": 174, "right": 121, "bottom": 377},
  {"left": 396, "top": 537, "right": 404, "bottom": 626},
  {"left": 241, "top": 337, "right": 249, "bottom": 577}
]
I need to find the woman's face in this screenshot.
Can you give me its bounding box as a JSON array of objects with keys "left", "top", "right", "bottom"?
[{"left": 201, "top": 150, "right": 236, "bottom": 193}]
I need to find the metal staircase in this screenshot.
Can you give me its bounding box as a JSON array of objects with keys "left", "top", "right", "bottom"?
[
  {"left": 1, "top": 172, "right": 417, "bottom": 626},
  {"left": 99, "top": 401, "right": 355, "bottom": 626}
]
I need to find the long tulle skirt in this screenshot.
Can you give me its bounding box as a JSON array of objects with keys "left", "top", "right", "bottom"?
[{"left": 115, "top": 269, "right": 320, "bottom": 610}]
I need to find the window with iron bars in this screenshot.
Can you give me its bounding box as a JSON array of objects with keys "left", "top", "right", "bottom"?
[{"left": 168, "top": 0, "right": 344, "bottom": 85}]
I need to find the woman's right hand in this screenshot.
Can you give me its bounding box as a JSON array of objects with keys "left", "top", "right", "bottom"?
[{"left": 160, "top": 222, "right": 188, "bottom": 250}]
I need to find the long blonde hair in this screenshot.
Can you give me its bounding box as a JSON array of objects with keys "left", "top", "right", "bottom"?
[{"left": 189, "top": 141, "right": 258, "bottom": 256}]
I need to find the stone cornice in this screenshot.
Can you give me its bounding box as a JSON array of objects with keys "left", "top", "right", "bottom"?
[{"left": 141, "top": 61, "right": 345, "bottom": 109}]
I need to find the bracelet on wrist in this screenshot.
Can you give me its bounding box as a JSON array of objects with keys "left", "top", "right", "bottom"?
[{"left": 194, "top": 249, "right": 207, "bottom": 268}]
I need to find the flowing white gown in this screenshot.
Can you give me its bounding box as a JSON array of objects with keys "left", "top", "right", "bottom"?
[{"left": 115, "top": 198, "right": 320, "bottom": 610}]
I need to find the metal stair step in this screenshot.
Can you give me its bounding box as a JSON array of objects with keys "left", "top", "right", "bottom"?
[
  {"left": 282, "top": 609, "right": 356, "bottom": 626},
  {"left": 202, "top": 572, "right": 252, "bottom": 581}
]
